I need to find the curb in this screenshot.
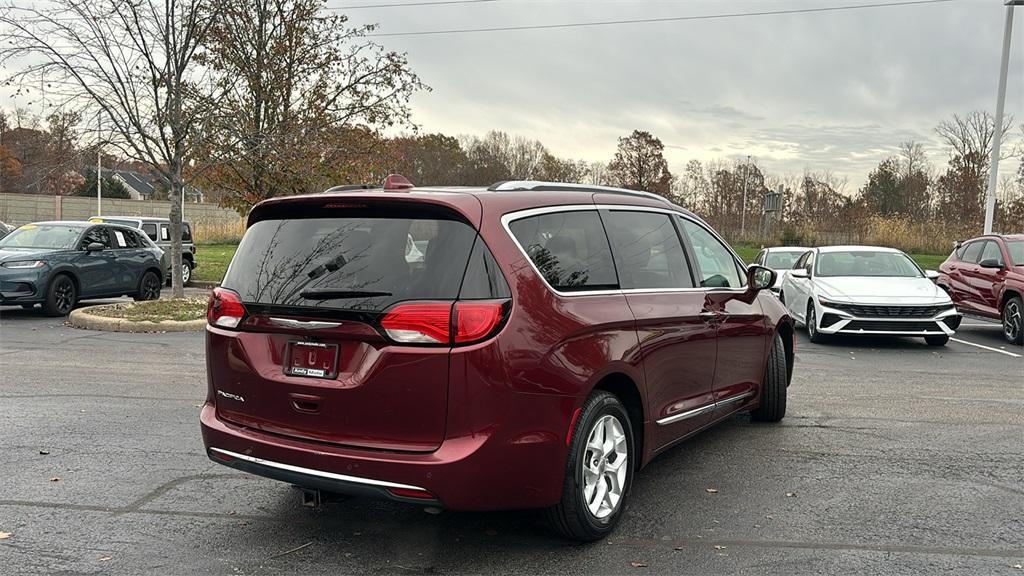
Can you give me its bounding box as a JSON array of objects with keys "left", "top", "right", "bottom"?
[
  {"left": 191, "top": 280, "right": 220, "bottom": 289},
  {"left": 68, "top": 305, "right": 207, "bottom": 333}
]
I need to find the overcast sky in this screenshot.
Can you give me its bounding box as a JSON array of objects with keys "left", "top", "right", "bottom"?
[{"left": 337, "top": 0, "right": 1023, "bottom": 189}]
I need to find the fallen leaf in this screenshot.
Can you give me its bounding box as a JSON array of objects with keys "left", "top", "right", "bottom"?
[
  {"left": 714, "top": 545, "right": 727, "bottom": 550},
  {"left": 0, "top": 532, "right": 10, "bottom": 539},
  {"left": 49, "top": 477, "right": 60, "bottom": 482},
  {"left": 705, "top": 488, "right": 718, "bottom": 494},
  {"left": 630, "top": 562, "right": 648, "bottom": 568},
  {"left": 766, "top": 515, "right": 774, "bottom": 519},
  {"left": 1012, "top": 565, "right": 1023, "bottom": 570},
  {"left": 39, "top": 450, "right": 50, "bottom": 455},
  {"left": 98, "top": 556, "right": 112, "bottom": 562},
  {"left": 785, "top": 492, "right": 797, "bottom": 497},
  {"left": 674, "top": 546, "right": 684, "bottom": 551}
]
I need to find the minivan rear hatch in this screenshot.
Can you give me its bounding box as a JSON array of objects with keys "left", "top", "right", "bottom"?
[{"left": 209, "top": 195, "right": 499, "bottom": 452}]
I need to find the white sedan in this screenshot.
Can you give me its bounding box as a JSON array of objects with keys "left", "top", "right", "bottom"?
[
  {"left": 778, "top": 246, "right": 961, "bottom": 346},
  {"left": 752, "top": 246, "right": 810, "bottom": 293}
]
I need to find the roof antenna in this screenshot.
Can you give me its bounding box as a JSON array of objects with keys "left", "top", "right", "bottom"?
[{"left": 383, "top": 174, "right": 414, "bottom": 191}]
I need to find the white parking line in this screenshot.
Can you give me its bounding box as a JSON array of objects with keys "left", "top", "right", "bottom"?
[{"left": 950, "top": 337, "right": 1023, "bottom": 358}]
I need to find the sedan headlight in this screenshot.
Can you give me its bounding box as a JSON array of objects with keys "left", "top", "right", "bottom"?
[
  {"left": 818, "top": 297, "right": 839, "bottom": 308},
  {"left": 1, "top": 260, "right": 45, "bottom": 269}
]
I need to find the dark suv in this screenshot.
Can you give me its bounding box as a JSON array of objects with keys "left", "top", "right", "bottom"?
[
  {"left": 938, "top": 234, "right": 1024, "bottom": 345},
  {"left": 201, "top": 178, "right": 795, "bottom": 540}
]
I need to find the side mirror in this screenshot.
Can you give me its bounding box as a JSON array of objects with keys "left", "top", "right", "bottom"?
[
  {"left": 925, "top": 270, "right": 940, "bottom": 281},
  {"left": 789, "top": 268, "right": 809, "bottom": 279},
  {"left": 978, "top": 258, "right": 1003, "bottom": 269},
  {"left": 86, "top": 242, "right": 105, "bottom": 252},
  {"left": 746, "top": 265, "right": 777, "bottom": 292}
]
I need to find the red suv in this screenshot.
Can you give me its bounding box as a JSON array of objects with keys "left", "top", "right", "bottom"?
[
  {"left": 938, "top": 234, "right": 1024, "bottom": 345},
  {"left": 200, "top": 178, "right": 796, "bottom": 540}
]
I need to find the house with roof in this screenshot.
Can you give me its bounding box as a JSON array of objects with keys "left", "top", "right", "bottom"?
[{"left": 101, "top": 168, "right": 203, "bottom": 202}]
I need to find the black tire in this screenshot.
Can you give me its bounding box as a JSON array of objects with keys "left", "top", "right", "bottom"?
[
  {"left": 925, "top": 335, "right": 949, "bottom": 347},
  {"left": 545, "top": 391, "right": 634, "bottom": 542},
  {"left": 42, "top": 274, "right": 77, "bottom": 317},
  {"left": 752, "top": 332, "right": 788, "bottom": 422},
  {"left": 806, "top": 302, "right": 830, "bottom": 344},
  {"left": 1001, "top": 295, "right": 1023, "bottom": 345},
  {"left": 181, "top": 260, "right": 193, "bottom": 287},
  {"left": 134, "top": 270, "right": 162, "bottom": 302}
]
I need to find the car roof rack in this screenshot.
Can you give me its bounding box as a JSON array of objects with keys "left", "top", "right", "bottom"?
[
  {"left": 487, "top": 180, "right": 672, "bottom": 206},
  {"left": 323, "top": 184, "right": 374, "bottom": 193}
]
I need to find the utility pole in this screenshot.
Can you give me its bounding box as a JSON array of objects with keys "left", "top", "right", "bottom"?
[
  {"left": 984, "top": 1, "right": 1021, "bottom": 234},
  {"left": 740, "top": 155, "right": 751, "bottom": 239},
  {"left": 96, "top": 112, "right": 102, "bottom": 216}
]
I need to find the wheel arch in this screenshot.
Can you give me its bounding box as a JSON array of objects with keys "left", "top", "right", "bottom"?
[
  {"left": 590, "top": 372, "right": 645, "bottom": 469},
  {"left": 49, "top": 267, "right": 80, "bottom": 294},
  {"left": 774, "top": 319, "right": 795, "bottom": 384},
  {"left": 1000, "top": 288, "right": 1021, "bottom": 310},
  {"left": 143, "top": 265, "right": 164, "bottom": 286}
]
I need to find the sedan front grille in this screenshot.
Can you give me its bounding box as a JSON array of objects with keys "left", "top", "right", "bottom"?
[
  {"left": 825, "top": 303, "right": 949, "bottom": 318},
  {"left": 843, "top": 320, "right": 941, "bottom": 332}
]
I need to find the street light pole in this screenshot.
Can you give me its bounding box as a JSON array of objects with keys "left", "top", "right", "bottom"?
[{"left": 984, "top": 1, "right": 1020, "bottom": 234}]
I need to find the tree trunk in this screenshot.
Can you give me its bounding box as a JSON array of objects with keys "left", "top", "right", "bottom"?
[{"left": 168, "top": 170, "right": 185, "bottom": 299}]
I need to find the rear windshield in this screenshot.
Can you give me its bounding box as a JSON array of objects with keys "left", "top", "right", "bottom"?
[
  {"left": 223, "top": 215, "right": 480, "bottom": 312},
  {"left": 765, "top": 251, "right": 805, "bottom": 269}
]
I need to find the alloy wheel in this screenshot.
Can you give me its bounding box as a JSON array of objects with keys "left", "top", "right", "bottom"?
[
  {"left": 181, "top": 264, "right": 191, "bottom": 285},
  {"left": 1004, "top": 300, "right": 1022, "bottom": 343},
  {"left": 54, "top": 278, "right": 74, "bottom": 314},
  {"left": 142, "top": 274, "right": 161, "bottom": 300},
  {"left": 582, "top": 414, "right": 628, "bottom": 519},
  {"left": 807, "top": 305, "right": 817, "bottom": 338}
]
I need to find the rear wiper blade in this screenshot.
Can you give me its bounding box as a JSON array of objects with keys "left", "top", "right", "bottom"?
[{"left": 299, "top": 289, "right": 392, "bottom": 300}]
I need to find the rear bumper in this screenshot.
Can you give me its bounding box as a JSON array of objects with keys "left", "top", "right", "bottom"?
[{"left": 200, "top": 393, "right": 574, "bottom": 511}]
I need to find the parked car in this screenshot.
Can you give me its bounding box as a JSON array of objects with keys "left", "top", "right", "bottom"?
[
  {"left": 779, "top": 245, "right": 960, "bottom": 346},
  {"left": 89, "top": 216, "right": 197, "bottom": 286},
  {"left": 751, "top": 246, "right": 810, "bottom": 293},
  {"left": 201, "top": 178, "right": 796, "bottom": 541},
  {"left": 0, "top": 221, "right": 164, "bottom": 315},
  {"left": 0, "top": 220, "right": 14, "bottom": 240},
  {"left": 937, "top": 234, "right": 1024, "bottom": 345}
]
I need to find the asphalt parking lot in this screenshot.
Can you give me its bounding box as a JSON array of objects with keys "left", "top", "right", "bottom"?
[{"left": 1, "top": 301, "right": 1022, "bottom": 575}]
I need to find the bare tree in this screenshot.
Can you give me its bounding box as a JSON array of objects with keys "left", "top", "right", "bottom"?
[
  {"left": 935, "top": 111, "right": 1015, "bottom": 173},
  {"left": 0, "top": 0, "right": 222, "bottom": 297}
]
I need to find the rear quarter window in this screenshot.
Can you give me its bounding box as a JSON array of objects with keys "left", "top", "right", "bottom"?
[{"left": 507, "top": 210, "right": 618, "bottom": 292}]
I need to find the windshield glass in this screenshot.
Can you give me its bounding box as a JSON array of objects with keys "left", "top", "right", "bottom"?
[
  {"left": 815, "top": 250, "right": 922, "bottom": 278},
  {"left": 0, "top": 224, "right": 83, "bottom": 249},
  {"left": 765, "top": 251, "right": 805, "bottom": 269},
  {"left": 1007, "top": 241, "right": 1024, "bottom": 266},
  {"left": 223, "top": 213, "right": 479, "bottom": 313}
]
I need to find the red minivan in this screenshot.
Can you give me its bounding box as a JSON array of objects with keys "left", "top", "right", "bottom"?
[{"left": 201, "top": 179, "right": 795, "bottom": 540}]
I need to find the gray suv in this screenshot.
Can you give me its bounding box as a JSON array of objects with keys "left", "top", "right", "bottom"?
[{"left": 89, "top": 216, "right": 197, "bottom": 286}]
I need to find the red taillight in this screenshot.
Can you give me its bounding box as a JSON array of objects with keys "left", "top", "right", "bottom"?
[
  {"left": 207, "top": 287, "right": 246, "bottom": 328},
  {"left": 379, "top": 300, "right": 508, "bottom": 345},
  {"left": 380, "top": 302, "right": 453, "bottom": 344},
  {"left": 454, "top": 301, "right": 506, "bottom": 344}
]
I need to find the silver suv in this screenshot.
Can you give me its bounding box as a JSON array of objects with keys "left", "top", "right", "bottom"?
[{"left": 89, "top": 216, "right": 197, "bottom": 286}]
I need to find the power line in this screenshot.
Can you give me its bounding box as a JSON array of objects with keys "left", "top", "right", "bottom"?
[
  {"left": 325, "top": 0, "right": 498, "bottom": 9},
  {"left": 366, "top": 0, "right": 961, "bottom": 37}
]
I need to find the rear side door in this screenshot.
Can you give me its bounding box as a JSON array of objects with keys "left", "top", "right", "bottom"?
[
  {"left": 786, "top": 251, "right": 814, "bottom": 320},
  {"left": 971, "top": 240, "right": 1006, "bottom": 316},
  {"left": 678, "top": 217, "right": 768, "bottom": 408},
  {"left": 950, "top": 241, "right": 984, "bottom": 311},
  {"left": 75, "top": 226, "right": 120, "bottom": 296},
  {"left": 601, "top": 208, "right": 716, "bottom": 450},
  {"left": 109, "top": 227, "right": 148, "bottom": 292}
]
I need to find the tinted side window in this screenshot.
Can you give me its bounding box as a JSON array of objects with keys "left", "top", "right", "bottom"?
[
  {"left": 508, "top": 210, "right": 617, "bottom": 292},
  {"left": 124, "top": 230, "right": 140, "bottom": 248},
  {"left": 110, "top": 229, "right": 129, "bottom": 248},
  {"left": 603, "top": 211, "right": 693, "bottom": 289},
  {"left": 961, "top": 241, "right": 984, "bottom": 264},
  {"left": 81, "top": 227, "right": 112, "bottom": 248},
  {"left": 679, "top": 218, "right": 742, "bottom": 288},
  {"left": 459, "top": 239, "right": 511, "bottom": 299},
  {"left": 182, "top": 223, "right": 193, "bottom": 242},
  {"left": 980, "top": 241, "right": 1003, "bottom": 264},
  {"left": 142, "top": 223, "right": 158, "bottom": 241}
]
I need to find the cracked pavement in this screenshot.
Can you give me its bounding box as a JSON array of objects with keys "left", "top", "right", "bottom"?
[{"left": 1, "top": 303, "right": 1022, "bottom": 575}]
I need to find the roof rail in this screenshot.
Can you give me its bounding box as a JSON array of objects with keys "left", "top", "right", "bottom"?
[{"left": 487, "top": 180, "right": 672, "bottom": 206}]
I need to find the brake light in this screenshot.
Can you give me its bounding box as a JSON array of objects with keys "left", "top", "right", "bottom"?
[
  {"left": 207, "top": 287, "right": 246, "bottom": 328},
  {"left": 454, "top": 301, "right": 506, "bottom": 343},
  {"left": 379, "top": 300, "right": 509, "bottom": 345},
  {"left": 380, "top": 302, "right": 452, "bottom": 343}
]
